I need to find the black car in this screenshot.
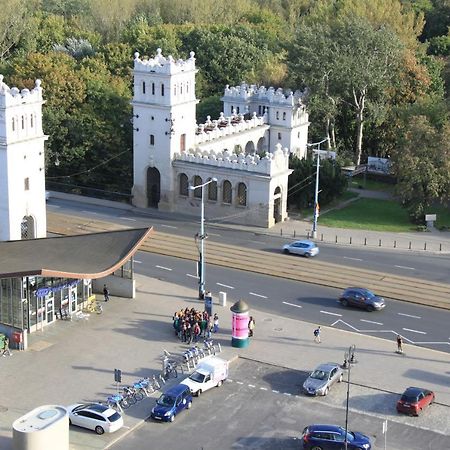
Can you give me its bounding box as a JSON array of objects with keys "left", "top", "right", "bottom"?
[
  {"left": 302, "top": 424, "right": 372, "bottom": 450},
  {"left": 339, "top": 287, "right": 385, "bottom": 312}
]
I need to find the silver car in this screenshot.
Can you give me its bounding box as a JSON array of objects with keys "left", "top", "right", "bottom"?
[
  {"left": 303, "top": 363, "right": 344, "bottom": 396},
  {"left": 282, "top": 240, "right": 319, "bottom": 257}
]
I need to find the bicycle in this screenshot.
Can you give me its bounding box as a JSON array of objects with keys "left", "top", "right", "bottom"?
[
  {"left": 106, "top": 393, "right": 125, "bottom": 412},
  {"left": 161, "top": 360, "right": 178, "bottom": 381},
  {"left": 122, "top": 386, "right": 139, "bottom": 405}
]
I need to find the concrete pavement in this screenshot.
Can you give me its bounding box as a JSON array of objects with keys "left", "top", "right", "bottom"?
[{"left": 0, "top": 274, "right": 449, "bottom": 449}]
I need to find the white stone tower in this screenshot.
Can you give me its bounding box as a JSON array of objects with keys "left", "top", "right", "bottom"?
[
  {"left": 0, "top": 75, "right": 47, "bottom": 241},
  {"left": 131, "top": 49, "right": 198, "bottom": 210}
]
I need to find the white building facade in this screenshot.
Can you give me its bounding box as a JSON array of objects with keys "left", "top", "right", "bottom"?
[
  {"left": 0, "top": 75, "right": 47, "bottom": 241},
  {"left": 131, "top": 49, "right": 309, "bottom": 228}
]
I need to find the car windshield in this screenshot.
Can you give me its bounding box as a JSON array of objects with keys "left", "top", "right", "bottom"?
[
  {"left": 310, "top": 370, "right": 328, "bottom": 381},
  {"left": 189, "top": 371, "right": 206, "bottom": 383},
  {"left": 157, "top": 394, "right": 176, "bottom": 407},
  {"left": 108, "top": 411, "right": 121, "bottom": 422},
  {"left": 401, "top": 394, "right": 418, "bottom": 402},
  {"left": 363, "top": 290, "right": 375, "bottom": 298}
]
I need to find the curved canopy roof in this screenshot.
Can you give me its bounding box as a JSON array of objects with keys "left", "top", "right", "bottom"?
[{"left": 0, "top": 228, "right": 152, "bottom": 279}]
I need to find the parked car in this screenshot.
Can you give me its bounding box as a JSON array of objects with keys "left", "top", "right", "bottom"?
[
  {"left": 339, "top": 287, "right": 385, "bottom": 312},
  {"left": 397, "top": 386, "right": 435, "bottom": 416},
  {"left": 151, "top": 384, "right": 193, "bottom": 422},
  {"left": 303, "top": 363, "right": 344, "bottom": 396},
  {"left": 180, "top": 356, "right": 228, "bottom": 396},
  {"left": 282, "top": 240, "right": 319, "bottom": 257},
  {"left": 67, "top": 403, "right": 123, "bottom": 435},
  {"left": 302, "top": 424, "right": 372, "bottom": 450}
]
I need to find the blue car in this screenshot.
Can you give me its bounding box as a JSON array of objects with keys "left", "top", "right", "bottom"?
[
  {"left": 302, "top": 424, "right": 371, "bottom": 450},
  {"left": 151, "top": 384, "right": 193, "bottom": 422}
]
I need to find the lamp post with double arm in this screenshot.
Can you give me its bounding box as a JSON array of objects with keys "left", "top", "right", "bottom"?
[{"left": 189, "top": 178, "right": 217, "bottom": 299}]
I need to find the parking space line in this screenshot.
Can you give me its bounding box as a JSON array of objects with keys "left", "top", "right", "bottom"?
[
  {"left": 283, "top": 301, "right": 302, "bottom": 308},
  {"left": 226, "top": 379, "right": 233, "bottom": 383},
  {"left": 402, "top": 327, "right": 426, "bottom": 335},
  {"left": 249, "top": 292, "right": 268, "bottom": 299},
  {"left": 398, "top": 313, "right": 421, "bottom": 319},
  {"left": 217, "top": 282, "right": 235, "bottom": 289},
  {"left": 156, "top": 265, "right": 172, "bottom": 271},
  {"left": 360, "top": 319, "right": 383, "bottom": 325},
  {"left": 320, "top": 310, "right": 342, "bottom": 317}
]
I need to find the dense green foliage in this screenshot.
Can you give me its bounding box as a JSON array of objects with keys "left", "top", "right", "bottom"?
[{"left": 0, "top": 0, "right": 448, "bottom": 218}]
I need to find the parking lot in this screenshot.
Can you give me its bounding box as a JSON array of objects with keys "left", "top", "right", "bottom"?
[{"left": 114, "top": 358, "right": 450, "bottom": 450}]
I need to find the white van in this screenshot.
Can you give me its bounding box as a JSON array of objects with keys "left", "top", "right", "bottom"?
[{"left": 180, "top": 356, "right": 228, "bottom": 396}]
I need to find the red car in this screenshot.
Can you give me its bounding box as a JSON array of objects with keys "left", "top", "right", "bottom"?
[{"left": 397, "top": 387, "right": 435, "bottom": 416}]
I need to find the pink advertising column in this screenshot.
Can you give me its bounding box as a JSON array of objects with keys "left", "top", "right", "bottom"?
[{"left": 230, "top": 300, "right": 249, "bottom": 348}]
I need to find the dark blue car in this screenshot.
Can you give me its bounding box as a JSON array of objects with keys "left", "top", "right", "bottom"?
[
  {"left": 151, "top": 384, "right": 193, "bottom": 422},
  {"left": 302, "top": 424, "right": 371, "bottom": 450}
]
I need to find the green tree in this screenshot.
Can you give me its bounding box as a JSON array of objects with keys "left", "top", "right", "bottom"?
[{"left": 392, "top": 115, "right": 450, "bottom": 221}]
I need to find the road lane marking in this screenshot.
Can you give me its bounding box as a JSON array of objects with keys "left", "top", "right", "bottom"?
[
  {"left": 395, "top": 265, "right": 415, "bottom": 270},
  {"left": 236, "top": 381, "right": 244, "bottom": 385},
  {"left": 272, "top": 390, "right": 279, "bottom": 394},
  {"left": 82, "top": 210, "right": 98, "bottom": 214},
  {"left": 259, "top": 387, "right": 268, "bottom": 391},
  {"left": 208, "top": 233, "right": 221, "bottom": 237},
  {"left": 343, "top": 256, "right": 363, "bottom": 261},
  {"left": 282, "top": 301, "right": 302, "bottom": 308},
  {"left": 186, "top": 274, "right": 197, "bottom": 278},
  {"left": 402, "top": 328, "right": 426, "bottom": 335},
  {"left": 283, "top": 392, "right": 292, "bottom": 396},
  {"left": 134, "top": 260, "right": 142, "bottom": 264},
  {"left": 248, "top": 384, "right": 256, "bottom": 388},
  {"left": 320, "top": 310, "right": 342, "bottom": 317},
  {"left": 414, "top": 341, "right": 450, "bottom": 345},
  {"left": 217, "top": 282, "right": 235, "bottom": 289},
  {"left": 160, "top": 224, "right": 177, "bottom": 229},
  {"left": 156, "top": 265, "right": 172, "bottom": 271},
  {"left": 398, "top": 313, "right": 421, "bottom": 319},
  {"left": 249, "top": 292, "right": 268, "bottom": 299},
  {"left": 360, "top": 319, "right": 383, "bottom": 325},
  {"left": 119, "top": 217, "right": 136, "bottom": 221}
]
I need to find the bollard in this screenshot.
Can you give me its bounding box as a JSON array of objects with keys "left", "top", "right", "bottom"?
[
  {"left": 219, "top": 291, "right": 227, "bottom": 307},
  {"left": 293, "top": 230, "right": 296, "bottom": 238},
  {"left": 440, "top": 243, "right": 442, "bottom": 251},
  {"left": 409, "top": 241, "right": 411, "bottom": 250},
  {"left": 280, "top": 228, "right": 283, "bottom": 236},
  {"left": 335, "top": 235, "right": 338, "bottom": 243},
  {"left": 307, "top": 231, "right": 310, "bottom": 239},
  {"left": 321, "top": 233, "right": 323, "bottom": 241},
  {"left": 394, "top": 240, "right": 396, "bottom": 248},
  {"left": 364, "top": 237, "right": 367, "bottom": 246},
  {"left": 379, "top": 239, "right": 382, "bottom": 247},
  {"left": 349, "top": 237, "right": 352, "bottom": 245},
  {"left": 424, "top": 242, "right": 427, "bottom": 251}
]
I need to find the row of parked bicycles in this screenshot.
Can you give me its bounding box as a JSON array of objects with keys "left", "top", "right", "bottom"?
[{"left": 104, "top": 338, "right": 222, "bottom": 413}]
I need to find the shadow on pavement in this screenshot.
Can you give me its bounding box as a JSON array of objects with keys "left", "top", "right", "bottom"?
[
  {"left": 404, "top": 368, "right": 450, "bottom": 388},
  {"left": 233, "top": 436, "right": 300, "bottom": 449}
]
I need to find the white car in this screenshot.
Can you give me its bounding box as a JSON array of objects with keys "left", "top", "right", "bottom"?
[
  {"left": 282, "top": 240, "right": 319, "bottom": 257},
  {"left": 67, "top": 403, "right": 123, "bottom": 435}
]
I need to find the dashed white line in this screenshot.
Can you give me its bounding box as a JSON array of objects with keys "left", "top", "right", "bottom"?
[
  {"left": 343, "top": 256, "right": 363, "bottom": 261},
  {"left": 248, "top": 384, "right": 256, "bottom": 388},
  {"left": 320, "top": 310, "right": 342, "bottom": 317},
  {"left": 272, "top": 390, "right": 279, "bottom": 394},
  {"left": 208, "top": 233, "right": 221, "bottom": 237},
  {"left": 217, "top": 282, "right": 235, "bottom": 289},
  {"left": 134, "top": 260, "right": 142, "bottom": 264},
  {"left": 160, "top": 224, "right": 177, "bottom": 229},
  {"left": 249, "top": 292, "right": 268, "bottom": 299},
  {"left": 186, "top": 274, "right": 197, "bottom": 278},
  {"left": 283, "top": 301, "right": 302, "bottom": 308},
  {"left": 236, "top": 381, "right": 244, "bottom": 385},
  {"left": 82, "top": 210, "right": 98, "bottom": 214},
  {"left": 155, "top": 265, "right": 172, "bottom": 271},
  {"left": 259, "top": 387, "right": 268, "bottom": 391},
  {"left": 402, "top": 328, "right": 426, "bottom": 335},
  {"left": 398, "top": 313, "right": 421, "bottom": 319},
  {"left": 119, "top": 217, "right": 136, "bottom": 221},
  {"left": 226, "top": 379, "right": 233, "bottom": 383},
  {"left": 283, "top": 392, "right": 292, "bottom": 396},
  {"left": 360, "top": 319, "right": 383, "bottom": 325},
  {"left": 395, "top": 265, "right": 415, "bottom": 270}
]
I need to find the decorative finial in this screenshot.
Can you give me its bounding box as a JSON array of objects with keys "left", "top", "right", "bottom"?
[
  {"left": 35, "top": 79, "right": 42, "bottom": 88},
  {"left": 134, "top": 52, "right": 140, "bottom": 60},
  {"left": 156, "top": 48, "right": 162, "bottom": 55},
  {"left": 189, "top": 51, "right": 195, "bottom": 58}
]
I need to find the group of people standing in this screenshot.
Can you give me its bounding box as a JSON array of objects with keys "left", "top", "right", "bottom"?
[{"left": 172, "top": 308, "right": 219, "bottom": 344}]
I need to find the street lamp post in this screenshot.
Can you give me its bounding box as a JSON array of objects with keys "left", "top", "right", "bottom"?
[
  {"left": 189, "top": 178, "right": 217, "bottom": 299},
  {"left": 307, "top": 138, "right": 329, "bottom": 239}
]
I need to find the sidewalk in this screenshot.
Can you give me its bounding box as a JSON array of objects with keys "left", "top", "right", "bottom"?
[
  {"left": 49, "top": 191, "right": 450, "bottom": 253},
  {"left": 0, "top": 274, "right": 448, "bottom": 449}
]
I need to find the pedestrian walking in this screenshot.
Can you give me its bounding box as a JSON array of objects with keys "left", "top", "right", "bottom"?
[
  {"left": 396, "top": 334, "right": 403, "bottom": 353},
  {"left": 313, "top": 326, "right": 321, "bottom": 343},
  {"left": 213, "top": 313, "right": 219, "bottom": 333},
  {"left": 2, "top": 336, "right": 12, "bottom": 357},
  {"left": 103, "top": 284, "right": 110, "bottom": 302},
  {"left": 248, "top": 316, "right": 255, "bottom": 337}
]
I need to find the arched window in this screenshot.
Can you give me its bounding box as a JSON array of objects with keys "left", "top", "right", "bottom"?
[
  {"left": 276, "top": 111, "right": 279, "bottom": 120},
  {"left": 283, "top": 112, "right": 286, "bottom": 120},
  {"left": 30, "top": 115, "right": 34, "bottom": 128},
  {"left": 150, "top": 134, "right": 155, "bottom": 146},
  {"left": 186, "top": 82, "right": 189, "bottom": 93},
  {"left": 208, "top": 179, "right": 217, "bottom": 201},
  {"left": 21, "top": 116, "right": 25, "bottom": 129},
  {"left": 161, "top": 83, "right": 165, "bottom": 96},
  {"left": 222, "top": 180, "right": 232, "bottom": 204},
  {"left": 152, "top": 82, "right": 155, "bottom": 95},
  {"left": 142, "top": 81, "right": 146, "bottom": 94},
  {"left": 180, "top": 83, "right": 183, "bottom": 94},
  {"left": 179, "top": 173, "right": 188, "bottom": 196},
  {"left": 12, "top": 118, "right": 15, "bottom": 131},
  {"left": 174, "top": 85, "right": 176, "bottom": 96},
  {"left": 193, "top": 176, "right": 202, "bottom": 198},
  {"left": 237, "top": 182, "right": 247, "bottom": 206}
]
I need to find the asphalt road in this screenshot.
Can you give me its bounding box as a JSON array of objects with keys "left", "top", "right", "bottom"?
[
  {"left": 133, "top": 251, "right": 450, "bottom": 354},
  {"left": 47, "top": 199, "right": 450, "bottom": 283},
  {"left": 113, "top": 359, "right": 449, "bottom": 450}
]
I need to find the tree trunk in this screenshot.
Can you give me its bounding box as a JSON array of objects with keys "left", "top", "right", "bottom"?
[{"left": 354, "top": 89, "right": 366, "bottom": 165}]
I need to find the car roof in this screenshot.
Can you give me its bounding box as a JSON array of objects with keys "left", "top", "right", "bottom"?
[
  {"left": 164, "top": 384, "right": 190, "bottom": 396},
  {"left": 344, "top": 287, "right": 373, "bottom": 294},
  {"left": 290, "top": 240, "right": 314, "bottom": 245},
  {"left": 307, "top": 424, "right": 342, "bottom": 432},
  {"left": 314, "top": 363, "right": 340, "bottom": 372},
  {"left": 404, "top": 387, "right": 428, "bottom": 395}
]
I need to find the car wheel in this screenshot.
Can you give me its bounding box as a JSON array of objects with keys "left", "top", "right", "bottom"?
[
  {"left": 187, "top": 401, "right": 192, "bottom": 409},
  {"left": 311, "top": 446, "right": 323, "bottom": 450},
  {"left": 304, "top": 252, "right": 311, "bottom": 258},
  {"left": 341, "top": 299, "right": 348, "bottom": 307},
  {"left": 95, "top": 426, "right": 105, "bottom": 435},
  {"left": 283, "top": 248, "right": 290, "bottom": 254},
  {"left": 217, "top": 380, "right": 223, "bottom": 387},
  {"left": 324, "top": 387, "right": 329, "bottom": 396},
  {"left": 366, "top": 305, "right": 375, "bottom": 312},
  {"left": 169, "top": 414, "right": 175, "bottom": 422}
]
